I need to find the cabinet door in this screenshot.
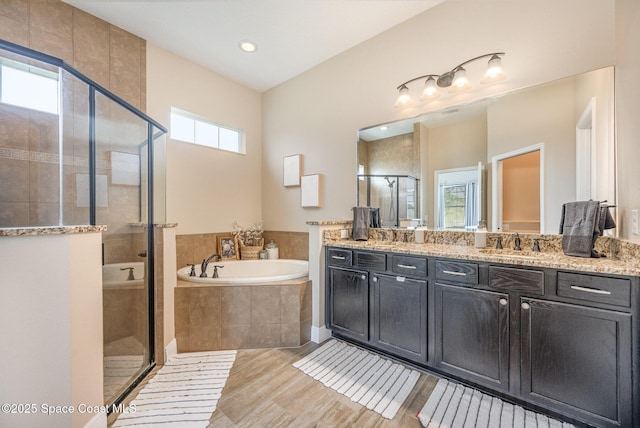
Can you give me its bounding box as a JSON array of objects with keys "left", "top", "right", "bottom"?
[
  {"left": 373, "top": 274, "right": 428, "bottom": 363},
  {"left": 327, "top": 267, "right": 369, "bottom": 342},
  {"left": 521, "top": 298, "right": 632, "bottom": 428},
  {"left": 434, "top": 283, "right": 510, "bottom": 391}
]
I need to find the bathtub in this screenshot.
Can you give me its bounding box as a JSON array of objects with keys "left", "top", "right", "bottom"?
[
  {"left": 176, "top": 259, "right": 308, "bottom": 284},
  {"left": 175, "top": 259, "right": 311, "bottom": 352},
  {"left": 102, "top": 262, "right": 145, "bottom": 289}
]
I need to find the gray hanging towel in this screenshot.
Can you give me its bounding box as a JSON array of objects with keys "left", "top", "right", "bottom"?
[
  {"left": 597, "top": 205, "right": 616, "bottom": 235},
  {"left": 559, "top": 200, "right": 600, "bottom": 257},
  {"left": 352, "top": 207, "right": 370, "bottom": 241}
]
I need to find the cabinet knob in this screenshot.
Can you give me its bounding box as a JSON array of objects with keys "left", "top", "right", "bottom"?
[
  {"left": 521, "top": 302, "right": 530, "bottom": 310},
  {"left": 499, "top": 298, "right": 508, "bottom": 306},
  {"left": 372, "top": 276, "right": 378, "bottom": 282},
  {"left": 361, "top": 275, "right": 367, "bottom": 281}
]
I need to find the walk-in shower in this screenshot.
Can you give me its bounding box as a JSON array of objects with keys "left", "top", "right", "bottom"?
[
  {"left": 357, "top": 174, "right": 419, "bottom": 227},
  {"left": 0, "top": 40, "right": 167, "bottom": 409}
]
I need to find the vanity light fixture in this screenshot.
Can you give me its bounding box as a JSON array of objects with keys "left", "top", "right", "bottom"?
[{"left": 395, "top": 52, "right": 506, "bottom": 108}]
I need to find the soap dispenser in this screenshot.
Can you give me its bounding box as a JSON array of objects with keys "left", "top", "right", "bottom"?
[
  {"left": 474, "top": 220, "right": 487, "bottom": 248},
  {"left": 266, "top": 240, "right": 279, "bottom": 259}
]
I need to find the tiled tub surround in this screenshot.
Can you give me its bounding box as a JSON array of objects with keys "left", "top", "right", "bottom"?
[
  {"left": 175, "top": 278, "right": 312, "bottom": 352},
  {"left": 176, "top": 231, "right": 309, "bottom": 269},
  {"left": 324, "top": 228, "right": 640, "bottom": 276}
]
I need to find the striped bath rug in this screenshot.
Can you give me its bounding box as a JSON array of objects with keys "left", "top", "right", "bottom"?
[
  {"left": 112, "top": 350, "right": 236, "bottom": 427},
  {"left": 418, "top": 379, "right": 574, "bottom": 428},
  {"left": 293, "top": 340, "right": 421, "bottom": 419}
]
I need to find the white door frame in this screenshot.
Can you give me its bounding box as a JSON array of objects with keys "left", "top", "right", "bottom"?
[{"left": 491, "top": 143, "right": 545, "bottom": 233}]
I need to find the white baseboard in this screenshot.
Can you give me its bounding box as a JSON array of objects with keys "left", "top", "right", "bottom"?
[
  {"left": 84, "top": 412, "right": 107, "bottom": 428},
  {"left": 164, "top": 338, "right": 177, "bottom": 361},
  {"left": 311, "top": 326, "right": 331, "bottom": 344}
]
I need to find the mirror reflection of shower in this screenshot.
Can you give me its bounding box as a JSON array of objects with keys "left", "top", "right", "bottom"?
[
  {"left": 384, "top": 177, "right": 396, "bottom": 226},
  {"left": 356, "top": 174, "right": 420, "bottom": 228}
]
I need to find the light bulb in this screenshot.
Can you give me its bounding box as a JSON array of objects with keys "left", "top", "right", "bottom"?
[
  {"left": 449, "top": 68, "right": 471, "bottom": 93},
  {"left": 394, "top": 85, "right": 413, "bottom": 108},
  {"left": 481, "top": 55, "right": 506, "bottom": 84},
  {"left": 420, "top": 76, "right": 440, "bottom": 101}
]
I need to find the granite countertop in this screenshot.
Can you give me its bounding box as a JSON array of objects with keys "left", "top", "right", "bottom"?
[
  {"left": 0, "top": 225, "right": 107, "bottom": 237},
  {"left": 326, "top": 239, "right": 640, "bottom": 277}
]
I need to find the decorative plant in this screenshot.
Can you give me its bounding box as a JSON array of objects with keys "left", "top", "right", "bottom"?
[{"left": 232, "top": 220, "right": 264, "bottom": 246}]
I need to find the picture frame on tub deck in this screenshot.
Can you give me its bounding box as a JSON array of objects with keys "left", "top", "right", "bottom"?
[
  {"left": 217, "top": 234, "right": 239, "bottom": 260},
  {"left": 283, "top": 154, "right": 302, "bottom": 187}
]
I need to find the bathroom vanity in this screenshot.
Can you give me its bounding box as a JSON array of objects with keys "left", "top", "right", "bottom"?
[{"left": 325, "top": 240, "right": 639, "bottom": 428}]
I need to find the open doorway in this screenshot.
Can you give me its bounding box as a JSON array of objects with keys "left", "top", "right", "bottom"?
[{"left": 492, "top": 143, "right": 544, "bottom": 233}]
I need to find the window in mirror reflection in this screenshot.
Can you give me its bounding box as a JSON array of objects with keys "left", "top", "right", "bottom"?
[{"left": 436, "top": 168, "right": 478, "bottom": 230}]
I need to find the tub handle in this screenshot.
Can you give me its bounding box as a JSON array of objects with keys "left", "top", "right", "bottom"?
[
  {"left": 212, "top": 265, "right": 224, "bottom": 279},
  {"left": 187, "top": 264, "right": 196, "bottom": 277},
  {"left": 120, "top": 267, "right": 135, "bottom": 281}
]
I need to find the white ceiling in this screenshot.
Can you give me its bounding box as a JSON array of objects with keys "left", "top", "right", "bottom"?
[{"left": 64, "top": 0, "right": 444, "bottom": 93}]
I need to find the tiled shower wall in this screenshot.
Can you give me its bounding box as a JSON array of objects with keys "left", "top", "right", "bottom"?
[
  {"left": 0, "top": 0, "right": 147, "bottom": 232},
  {"left": 176, "top": 231, "right": 309, "bottom": 268}
]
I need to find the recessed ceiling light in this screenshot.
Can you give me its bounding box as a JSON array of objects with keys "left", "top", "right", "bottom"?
[{"left": 239, "top": 40, "right": 257, "bottom": 53}]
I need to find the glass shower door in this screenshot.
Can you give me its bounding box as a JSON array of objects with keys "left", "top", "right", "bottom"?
[{"left": 95, "top": 91, "right": 152, "bottom": 405}]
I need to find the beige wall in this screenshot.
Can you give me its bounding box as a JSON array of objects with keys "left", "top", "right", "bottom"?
[
  {"left": 262, "top": 0, "right": 615, "bottom": 232},
  {"left": 69, "top": 233, "right": 104, "bottom": 428},
  {"left": 146, "top": 43, "right": 262, "bottom": 235},
  {"left": 487, "top": 79, "right": 575, "bottom": 233},
  {"left": 0, "top": 232, "right": 103, "bottom": 428},
  {"left": 162, "top": 227, "right": 177, "bottom": 350},
  {"left": 574, "top": 67, "right": 616, "bottom": 205},
  {"left": 615, "top": 0, "right": 640, "bottom": 241}
]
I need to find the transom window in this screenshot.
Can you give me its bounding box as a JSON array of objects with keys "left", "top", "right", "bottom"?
[
  {"left": 170, "top": 108, "right": 244, "bottom": 154},
  {"left": 0, "top": 60, "right": 59, "bottom": 115}
]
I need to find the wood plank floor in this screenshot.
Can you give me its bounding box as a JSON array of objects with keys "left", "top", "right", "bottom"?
[{"left": 109, "top": 340, "right": 441, "bottom": 427}]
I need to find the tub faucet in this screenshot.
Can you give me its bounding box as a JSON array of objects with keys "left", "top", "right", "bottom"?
[
  {"left": 200, "top": 253, "right": 222, "bottom": 277},
  {"left": 512, "top": 233, "right": 521, "bottom": 251}
]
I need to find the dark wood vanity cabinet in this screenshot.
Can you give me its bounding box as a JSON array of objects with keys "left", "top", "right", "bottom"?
[
  {"left": 434, "top": 283, "right": 510, "bottom": 391},
  {"left": 326, "top": 250, "right": 428, "bottom": 363},
  {"left": 372, "top": 273, "right": 427, "bottom": 362},
  {"left": 325, "top": 246, "right": 639, "bottom": 427},
  {"left": 521, "top": 297, "right": 632, "bottom": 428},
  {"left": 326, "top": 266, "right": 370, "bottom": 342}
]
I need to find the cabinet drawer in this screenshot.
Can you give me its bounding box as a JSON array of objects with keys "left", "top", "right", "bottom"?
[
  {"left": 327, "top": 248, "right": 352, "bottom": 266},
  {"left": 557, "top": 272, "right": 631, "bottom": 307},
  {"left": 489, "top": 266, "right": 544, "bottom": 295},
  {"left": 355, "top": 251, "right": 386, "bottom": 271},
  {"left": 391, "top": 254, "right": 428, "bottom": 277},
  {"left": 435, "top": 260, "right": 478, "bottom": 285}
]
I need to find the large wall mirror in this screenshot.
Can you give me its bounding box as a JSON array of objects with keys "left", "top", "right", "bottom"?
[{"left": 357, "top": 66, "right": 615, "bottom": 234}]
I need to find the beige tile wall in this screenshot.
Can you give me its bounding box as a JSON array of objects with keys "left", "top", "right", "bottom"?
[
  {"left": 0, "top": 0, "right": 146, "bottom": 111},
  {"left": 0, "top": 0, "right": 147, "bottom": 237},
  {"left": 175, "top": 279, "right": 312, "bottom": 352},
  {"left": 176, "top": 231, "right": 309, "bottom": 269}
]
